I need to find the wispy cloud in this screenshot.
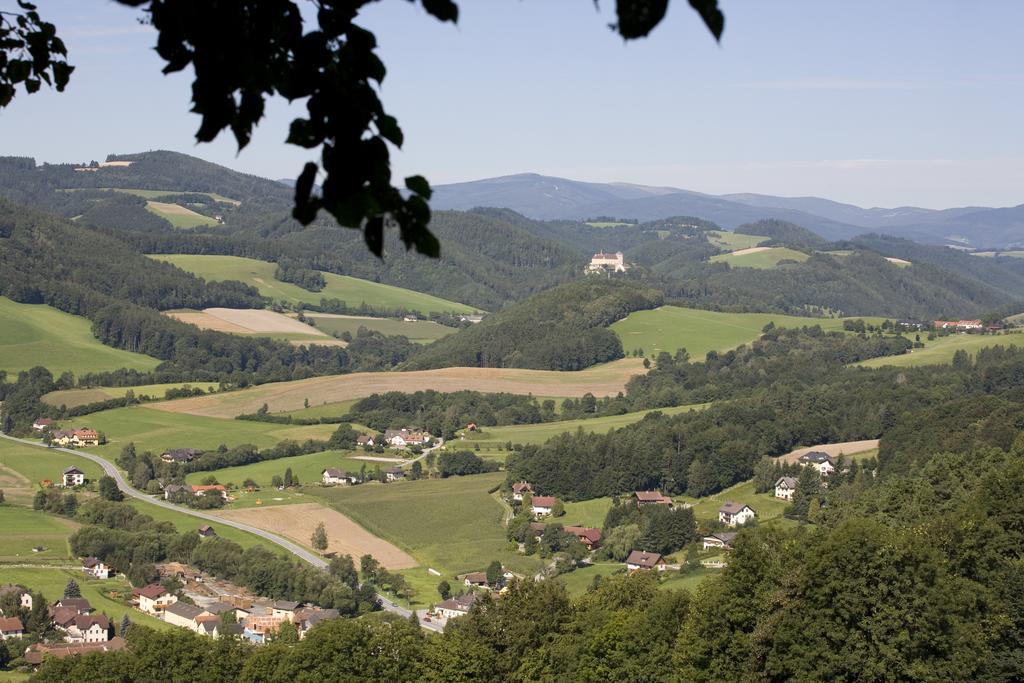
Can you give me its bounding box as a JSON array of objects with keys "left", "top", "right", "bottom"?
[{"left": 733, "top": 78, "right": 928, "bottom": 91}]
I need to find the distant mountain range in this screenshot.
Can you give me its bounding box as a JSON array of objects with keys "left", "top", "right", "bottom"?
[{"left": 429, "top": 173, "right": 1024, "bottom": 249}]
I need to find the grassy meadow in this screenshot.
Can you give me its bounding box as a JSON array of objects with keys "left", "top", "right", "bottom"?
[
  {"left": 0, "top": 506, "right": 79, "bottom": 562},
  {"left": 0, "top": 438, "right": 105, "bottom": 504},
  {"left": 611, "top": 305, "right": 886, "bottom": 359},
  {"left": 183, "top": 450, "right": 367, "bottom": 489},
  {"left": 42, "top": 382, "right": 220, "bottom": 408},
  {"left": 0, "top": 297, "right": 160, "bottom": 375},
  {"left": 710, "top": 246, "right": 809, "bottom": 269},
  {"left": 705, "top": 230, "right": 768, "bottom": 251},
  {"left": 145, "top": 201, "right": 219, "bottom": 228},
  {"left": 124, "top": 499, "right": 283, "bottom": 552},
  {"left": 151, "top": 254, "right": 476, "bottom": 313},
  {"left": 308, "top": 314, "right": 455, "bottom": 344},
  {"left": 857, "top": 331, "right": 1023, "bottom": 368}
]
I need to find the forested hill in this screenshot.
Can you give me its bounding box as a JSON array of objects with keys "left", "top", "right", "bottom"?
[{"left": 403, "top": 279, "right": 664, "bottom": 371}]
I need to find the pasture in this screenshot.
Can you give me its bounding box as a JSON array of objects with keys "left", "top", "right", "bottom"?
[
  {"left": 183, "top": 450, "right": 367, "bottom": 489},
  {"left": 611, "top": 305, "right": 885, "bottom": 359},
  {"left": 151, "top": 358, "right": 647, "bottom": 418},
  {"left": 710, "top": 246, "right": 809, "bottom": 268},
  {"left": 308, "top": 473, "right": 545, "bottom": 581},
  {"left": 145, "top": 200, "right": 219, "bottom": 228},
  {"left": 215, "top": 502, "right": 417, "bottom": 569},
  {"left": 124, "top": 499, "right": 281, "bottom": 552},
  {"left": 0, "top": 439, "right": 105, "bottom": 502},
  {"left": 61, "top": 406, "right": 337, "bottom": 461},
  {"left": 676, "top": 480, "right": 789, "bottom": 524},
  {"left": 0, "top": 566, "right": 169, "bottom": 630},
  {"left": 279, "top": 399, "right": 359, "bottom": 420},
  {"left": 857, "top": 331, "right": 1023, "bottom": 368},
  {"left": 151, "top": 254, "right": 476, "bottom": 313},
  {"left": 0, "top": 297, "right": 160, "bottom": 375},
  {"left": 705, "top": 230, "right": 768, "bottom": 251},
  {"left": 561, "top": 497, "right": 615, "bottom": 528},
  {"left": 307, "top": 313, "right": 454, "bottom": 344},
  {"left": 42, "top": 382, "right": 220, "bottom": 409},
  {"left": 0, "top": 506, "right": 78, "bottom": 562}
]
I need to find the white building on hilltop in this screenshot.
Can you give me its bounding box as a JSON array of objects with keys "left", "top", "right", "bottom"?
[{"left": 587, "top": 252, "right": 628, "bottom": 273}]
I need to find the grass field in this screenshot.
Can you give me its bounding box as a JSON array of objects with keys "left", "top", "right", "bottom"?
[
  {"left": 675, "top": 480, "right": 789, "bottom": 524},
  {"left": 145, "top": 201, "right": 219, "bottom": 228},
  {"left": 151, "top": 254, "right": 476, "bottom": 313},
  {"left": 60, "top": 405, "right": 337, "bottom": 461},
  {"left": 611, "top": 305, "right": 886, "bottom": 359},
  {"left": 857, "top": 331, "right": 1023, "bottom": 368},
  {"left": 561, "top": 497, "right": 615, "bottom": 528},
  {"left": 124, "top": 499, "right": 282, "bottom": 552},
  {"left": 0, "top": 439, "right": 105, "bottom": 504},
  {"left": 42, "top": 382, "right": 220, "bottom": 409},
  {"left": 278, "top": 399, "right": 359, "bottom": 420},
  {"left": 183, "top": 450, "right": 366, "bottom": 489},
  {"left": 152, "top": 358, "right": 647, "bottom": 418},
  {"left": 0, "top": 566, "right": 169, "bottom": 630},
  {"left": 0, "top": 297, "right": 160, "bottom": 375},
  {"left": 705, "top": 230, "right": 768, "bottom": 251},
  {"left": 0, "top": 506, "right": 79, "bottom": 561},
  {"left": 307, "top": 473, "right": 544, "bottom": 588},
  {"left": 307, "top": 314, "right": 454, "bottom": 344},
  {"left": 710, "top": 246, "right": 809, "bottom": 269}
]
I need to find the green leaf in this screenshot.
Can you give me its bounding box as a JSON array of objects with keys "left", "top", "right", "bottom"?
[
  {"left": 688, "top": 0, "right": 724, "bottom": 41},
  {"left": 614, "top": 0, "right": 668, "bottom": 39},
  {"left": 404, "top": 175, "right": 432, "bottom": 199},
  {"left": 420, "top": 0, "right": 459, "bottom": 23}
]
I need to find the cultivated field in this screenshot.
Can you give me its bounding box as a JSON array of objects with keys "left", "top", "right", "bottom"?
[
  {"left": 64, "top": 406, "right": 337, "bottom": 460},
  {"left": 42, "top": 382, "right": 220, "bottom": 408},
  {"left": 611, "top": 305, "right": 886, "bottom": 359},
  {"left": 183, "top": 450, "right": 367, "bottom": 489},
  {"left": 166, "top": 308, "right": 347, "bottom": 347},
  {"left": 152, "top": 358, "right": 647, "bottom": 418},
  {"left": 215, "top": 502, "right": 417, "bottom": 569},
  {"left": 705, "top": 230, "right": 768, "bottom": 251},
  {"left": 776, "top": 440, "right": 879, "bottom": 464},
  {"left": 308, "top": 473, "right": 544, "bottom": 579},
  {"left": 0, "top": 297, "right": 160, "bottom": 375},
  {"left": 145, "top": 200, "right": 219, "bottom": 228},
  {"left": 857, "top": 331, "right": 1023, "bottom": 368},
  {"left": 152, "top": 254, "right": 477, "bottom": 313},
  {"left": 307, "top": 313, "right": 454, "bottom": 344},
  {"left": 710, "top": 246, "right": 809, "bottom": 268},
  {"left": 0, "top": 506, "right": 79, "bottom": 561},
  {"left": 462, "top": 403, "right": 708, "bottom": 449}
]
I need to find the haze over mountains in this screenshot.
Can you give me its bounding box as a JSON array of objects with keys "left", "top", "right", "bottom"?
[{"left": 429, "top": 173, "right": 1024, "bottom": 249}]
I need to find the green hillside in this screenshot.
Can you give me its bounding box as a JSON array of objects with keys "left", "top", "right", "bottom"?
[
  {"left": 611, "top": 305, "right": 886, "bottom": 358},
  {"left": 705, "top": 230, "right": 768, "bottom": 251},
  {"left": 857, "top": 331, "right": 1024, "bottom": 368},
  {"left": 307, "top": 314, "right": 454, "bottom": 344},
  {"left": 0, "top": 297, "right": 161, "bottom": 375},
  {"left": 710, "top": 246, "right": 810, "bottom": 269},
  {"left": 151, "top": 254, "right": 476, "bottom": 314}
]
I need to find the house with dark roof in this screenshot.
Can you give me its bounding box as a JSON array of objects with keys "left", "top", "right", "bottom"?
[
  {"left": 563, "top": 526, "right": 603, "bottom": 550},
  {"left": 163, "top": 484, "right": 187, "bottom": 500},
  {"left": 633, "top": 490, "right": 673, "bottom": 508},
  {"left": 436, "top": 593, "right": 477, "bottom": 619},
  {"left": 774, "top": 476, "right": 799, "bottom": 500},
  {"left": 463, "top": 572, "right": 489, "bottom": 588},
  {"left": 702, "top": 531, "right": 738, "bottom": 551},
  {"left": 81, "top": 556, "right": 113, "bottom": 579},
  {"left": 384, "top": 467, "right": 406, "bottom": 482},
  {"left": 160, "top": 448, "right": 201, "bottom": 464},
  {"left": 53, "top": 597, "right": 92, "bottom": 614},
  {"left": 163, "top": 602, "right": 213, "bottom": 631},
  {"left": 625, "top": 550, "right": 667, "bottom": 571},
  {"left": 798, "top": 451, "right": 837, "bottom": 476},
  {"left": 198, "top": 525, "right": 216, "bottom": 537},
  {"left": 295, "top": 607, "right": 340, "bottom": 638},
  {"left": 321, "top": 468, "right": 358, "bottom": 486},
  {"left": 63, "top": 614, "right": 110, "bottom": 644},
  {"left": 718, "top": 501, "right": 756, "bottom": 527},
  {"left": 61, "top": 466, "right": 85, "bottom": 487},
  {"left": 271, "top": 600, "right": 300, "bottom": 620},
  {"left": 356, "top": 434, "right": 375, "bottom": 447}
]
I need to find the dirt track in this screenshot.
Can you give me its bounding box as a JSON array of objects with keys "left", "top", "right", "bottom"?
[
  {"left": 214, "top": 502, "right": 417, "bottom": 569},
  {"left": 152, "top": 358, "right": 646, "bottom": 418}
]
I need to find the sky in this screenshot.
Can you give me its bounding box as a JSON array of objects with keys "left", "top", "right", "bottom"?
[{"left": 1, "top": 0, "right": 1022, "bottom": 209}]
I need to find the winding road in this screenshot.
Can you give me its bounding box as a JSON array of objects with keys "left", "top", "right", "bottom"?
[{"left": 0, "top": 433, "right": 436, "bottom": 629}]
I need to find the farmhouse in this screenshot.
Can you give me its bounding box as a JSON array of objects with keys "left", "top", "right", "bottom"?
[
  {"left": 436, "top": 593, "right": 477, "bottom": 620},
  {"left": 190, "top": 484, "right": 228, "bottom": 499},
  {"left": 356, "top": 434, "right": 375, "bottom": 447},
  {"left": 702, "top": 532, "right": 738, "bottom": 551},
  {"left": 160, "top": 448, "right": 201, "bottom": 464},
  {"left": 531, "top": 495, "right": 558, "bottom": 517},
  {"left": 634, "top": 490, "right": 673, "bottom": 508},
  {"left": 81, "top": 557, "right": 113, "bottom": 579},
  {"left": 384, "top": 428, "right": 431, "bottom": 448},
  {"left": 957, "top": 319, "right": 984, "bottom": 330},
  {"left": 62, "top": 614, "right": 110, "bottom": 644},
  {"left": 463, "top": 572, "right": 489, "bottom": 588},
  {"left": 384, "top": 467, "right": 406, "bottom": 482},
  {"left": 403, "top": 314, "right": 419, "bottom": 322},
  {"left": 459, "top": 314, "right": 484, "bottom": 324},
  {"left": 798, "top": 451, "right": 837, "bottom": 477},
  {"left": 198, "top": 525, "right": 216, "bottom": 537},
  {"left": 295, "top": 607, "right": 341, "bottom": 638},
  {"left": 563, "top": 526, "right": 603, "bottom": 550},
  {"left": 775, "top": 476, "right": 799, "bottom": 500},
  {"left": 163, "top": 484, "right": 187, "bottom": 500},
  {"left": 625, "top": 550, "right": 667, "bottom": 571},
  {"left": 51, "top": 428, "right": 100, "bottom": 448},
  {"left": 321, "top": 468, "right": 358, "bottom": 486},
  {"left": 718, "top": 501, "right": 756, "bottom": 527},
  {"left": 0, "top": 616, "right": 23, "bottom": 640},
  {"left": 163, "top": 602, "right": 213, "bottom": 632},
  {"left": 133, "top": 584, "right": 177, "bottom": 615},
  {"left": 61, "top": 466, "right": 86, "bottom": 488},
  {"left": 32, "top": 418, "right": 53, "bottom": 431},
  {"left": 511, "top": 481, "right": 533, "bottom": 501},
  {"left": 587, "top": 251, "right": 628, "bottom": 273},
  {"left": 24, "top": 636, "right": 126, "bottom": 667}
]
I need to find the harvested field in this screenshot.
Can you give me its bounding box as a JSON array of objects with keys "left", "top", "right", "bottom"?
[
  {"left": 165, "top": 310, "right": 251, "bottom": 333},
  {"left": 152, "top": 358, "right": 646, "bottom": 418},
  {"left": 728, "top": 246, "right": 773, "bottom": 256},
  {"left": 165, "top": 308, "right": 344, "bottom": 346},
  {"left": 145, "top": 201, "right": 219, "bottom": 228},
  {"left": 777, "top": 440, "right": 879, "bottom": 464},
  {"left": 884, "top": 257, "right": 912, "bottom": 266},
  {"left": 214, "top": 502, "right": 417, "bottom": 569}
]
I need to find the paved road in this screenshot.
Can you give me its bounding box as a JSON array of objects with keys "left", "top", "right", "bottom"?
[{"left": 0, "top": 433, "right": 441, "bottom": 628}]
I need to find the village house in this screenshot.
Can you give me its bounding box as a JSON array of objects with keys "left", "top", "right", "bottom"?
[
  {"left": 435, "top": 593, "right": 477, "bottom": 620},
  {"left": 242, "top": 615, "right": 290, "bottom": 644},
  {"left": 195, "top": 614, "right": 225, "bottom": 638},
  {"left": 718, "top": 501, "right": 757, "bottom": 527},
  {"left": 957, "top": 319, "right": 984, "bottom": 330},
  {"left": 0, "top": 616, "right": 23, "bottom": 640},
  {"left": 163, "top": 602, "right": 214, "bottom": 632},
  {"left": 511, "top": 481, "right": 533, "bottom": 502},
  {"left": 61, "top": 466, "right": 86, "bottom": 488},
  {"left": 384, "top": 467, "right": 406, "bottom": 482},
  {"left": 160, "top": 448, "right": 201, "bottom": 464},
  {"left": 62, "top": 614, "right": 110, "bottom": 644},
  {"left": 163, "top": 484, "right": 187, "bottom": 500},
  {"left": 774, "top": 476, "right": 799, "bottom": 500},
  {"left": 32, "top": 418, "right": 53, "bottom": 431},
  {"left": 402, "top": 314, "right": 419, "bottom": 322},
  {"left": 52, "top": 428, "right": 100, "bottom": 448},
  {"left": 321, "top": 468, "right": 358, "bottom": 486},
  {"left": 198, "top": 525, "right": 216, "bottom": 537},
  {"left": 0, "top": 585, "right": 32, "bottom": 611},
  {"left": 53, "top": 597, "right": 92, "bottom": 614},
  {"left": 798, "top": 451, "right": 837, "bottom": 477},
  {"left": 356, "top": 434, "right": 375, "bottom": 447},
  {"left": 459, "top": 314, "right": 484, "bottom": 324},
  {"left": 384, "top": 428, "right": 431, "bottom": 448},
  {"left": 24, "top": 636, "right": 127, "bottom": 667},
  {"left": 134, "top": 584, "right": 177, "bottom": 615},
  {"left": 702, "top": 531, "right": 738, "bottom": 551},
  {"left": 587, "top": 251, "right": 628, "bottom": 273},
  {"left": 462, "top": 572, "right": 489, "bottom": 589},
  {"left": 190, "top": 484, "right": 228, "bottom": 500},
  {"left": 625, "top": 550, "right": 667, "bottom": 571},
  {"left": 81, "top": 557, "right": 113, "bottom": 579},
  {"left": 563, "top": 526, "right": 603, "bottom": 550},
  {"left": 531, "top": 495, "right": 558, "bottom": 517},
  {"left": 271, "top": 600, "right": 300, "bottom": 621},
  {"left": 634, "top": 490, "right": 674, "bottom": 508},
  {"left": 295, "top": 607, "right": 340, "bottom": 639}
]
